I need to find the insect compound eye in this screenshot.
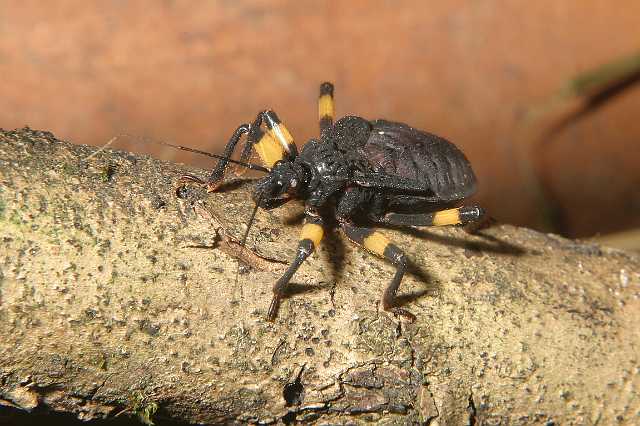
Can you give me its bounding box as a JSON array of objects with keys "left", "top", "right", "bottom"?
[{"left": 290, "top": 178, "right": 297, "bottom": 188}]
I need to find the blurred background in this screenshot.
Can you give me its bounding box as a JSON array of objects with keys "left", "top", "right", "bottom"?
[{"left": 1, "top": 0, "right": 639, "bottom": 248}]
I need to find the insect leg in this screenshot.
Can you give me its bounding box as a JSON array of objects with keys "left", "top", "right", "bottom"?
[
  {"left": 268, "top": 213, "right": 324, "bottom": 321},
  {"left": 246, "top": 110, "right": 299, "bottom": 169},
  {"left": 354, "top": 173, "right": 431, "bottom": 193},
  {"left": 204, "top": 124, "right": 252, "bottom": 190},
  {"left": 341, "top": 223, "right": 415, "bottom": 321},
  {"left": 378, "top": 206, "right": 485, "bottom": 227},
  {"left": 179, "top": 124, "right": 251, "bottom": 190},
  {"left": 210, "top": 110, "right": 298, "bottom": 187},
  {"left": 186, "top": 110, "right": 299, "bottom": 191},
  {"left": 318, "top": 82, "right": 335, "bottom": 134}
]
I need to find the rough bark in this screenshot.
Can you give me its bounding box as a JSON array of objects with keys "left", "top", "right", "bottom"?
[{"left": 0, "top": 128, "right": 639, "bottom": 425}]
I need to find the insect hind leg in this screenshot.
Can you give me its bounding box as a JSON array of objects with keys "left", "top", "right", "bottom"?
[
  {"left": 378, "top": 205, "right": 485, "bottom": 227},
  {"left": 318, "top": 82, "right": 335, "bottom": 134}
]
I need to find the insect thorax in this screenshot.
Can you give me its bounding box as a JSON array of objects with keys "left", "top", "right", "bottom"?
[{"left": 298, "top": 139, "right": 353, "bottom": 207}]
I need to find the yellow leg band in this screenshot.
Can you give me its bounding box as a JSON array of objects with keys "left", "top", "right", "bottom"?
[
  {"left": 254, "top": 133, "right": 284, "bottom": 168},
  {"left": 432, "top": 208, "right": 462, "bottom": 226},
  {"left": 318, "top": 94, "right": 335, "bottom": 120},
  {"left": 363, "top": 232, "right": 390, "bottom": 257},
  {"left": 268, "top": 123, "right": 295, "bottom": 152},
  {"left": 300, "top": 223, "right": 324, "bottom": 247}
]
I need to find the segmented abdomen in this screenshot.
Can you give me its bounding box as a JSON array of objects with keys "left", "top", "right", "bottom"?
[{"left": 360, "top": 120, "right": 477, "bottom": 201}]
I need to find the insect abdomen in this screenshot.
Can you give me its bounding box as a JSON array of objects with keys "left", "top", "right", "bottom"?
[{"left": 363, "top": 120, "right": 477, "bottom": 201}]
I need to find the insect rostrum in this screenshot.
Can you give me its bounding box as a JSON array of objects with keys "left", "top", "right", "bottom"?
[{"left": 181, "top": 82, "right": 484, "bottom": 322}]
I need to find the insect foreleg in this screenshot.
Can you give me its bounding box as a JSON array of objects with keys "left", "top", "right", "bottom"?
[{"left": 204, "top": 124, "right": 251, "bottom": 190}]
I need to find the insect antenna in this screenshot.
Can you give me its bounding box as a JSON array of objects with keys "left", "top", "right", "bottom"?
[
  {"left": 125, "top": 134, "right": 269, "bottom": 173},
  {"left": 150, "top": 140, "right": 270, "bottom": 173},
  {"left": 234, "top": 194, "right": 263, "bottom": 290}
]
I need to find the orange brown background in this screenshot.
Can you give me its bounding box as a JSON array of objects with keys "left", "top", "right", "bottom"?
[{"left": 1, "top": 1, "right": 639, "bottom": 238}]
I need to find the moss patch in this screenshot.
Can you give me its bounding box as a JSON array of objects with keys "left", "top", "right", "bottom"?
[{"left": 128, "top": 391, "right": 159, "bottom": 425}]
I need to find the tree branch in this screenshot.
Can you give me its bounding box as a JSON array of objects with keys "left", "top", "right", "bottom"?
[{"left": 1, "top": 128, "right": 639, "bottom": 424}]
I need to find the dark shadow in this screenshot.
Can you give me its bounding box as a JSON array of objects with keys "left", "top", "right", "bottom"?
[
  {"left": 322, "top": 228, "right": 347, "bottom": 284},
  {"left": 0, "top": 405, "right": 187, "bottom": 426},
  {"left": 391, "top": 258, "right": 439, "bottom": 309},
  {"left": 382, "top": 224, "right": 527, "bottom": 256},
  {"left": 282, "top": 212, "right": 348, "bottom": 283},
  {"left": 281, "top": 211, "right": 306, "bottom": 226},
  {"left": 394, "top": 289, "right": 433, "bottom": 307},
  {"left": 283, "top": 365, "right": 306, "bottom": 407},
  {"left": 405, "top": 258, "right": 437, "bottom": 287},
  {"left": 283, "top": 282, "right": 332, "bottom": 297},
  {"left": 268, "top": 282, "right": 331, "bottom": 320},
  {"left": 466, "top": 231, "right": 527, "bottom": 255}
]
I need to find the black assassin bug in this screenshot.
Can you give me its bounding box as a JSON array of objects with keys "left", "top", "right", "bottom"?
[{"left": 177, "top": 82, "right": 484, "bottom": 322}]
